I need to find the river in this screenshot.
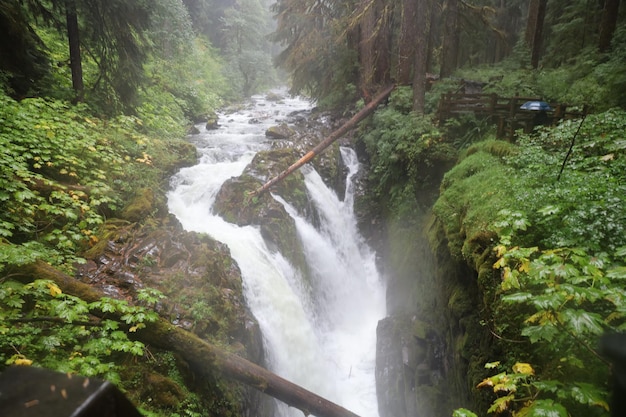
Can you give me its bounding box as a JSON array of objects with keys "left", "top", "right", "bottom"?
[{"left": 167, "top": 91, "right": 386, "bottom": 417}]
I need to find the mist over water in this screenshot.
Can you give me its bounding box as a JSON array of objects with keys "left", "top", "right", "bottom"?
[{"left": 167, "top": 91, "right": 385, "bottom": 417}]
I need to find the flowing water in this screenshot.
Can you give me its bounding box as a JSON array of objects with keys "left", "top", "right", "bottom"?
[{"left": 167, "top": 91, "right": 386, "bottom": 417}]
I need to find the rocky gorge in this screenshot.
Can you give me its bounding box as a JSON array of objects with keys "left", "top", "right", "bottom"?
[{"left": 71, "top": 90, "right": 488, "bottom": 417}]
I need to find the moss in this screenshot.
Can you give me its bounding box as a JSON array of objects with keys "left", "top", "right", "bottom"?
[
  {"left": 143, "top": 371, "right": 186, "bottom": 407},
  {"left": 206, "top": 111, "right": 220, "bottom": 129},
  {"left": 212, "top": 148, "right": 311, "bottom": 273},
  {"left": 412, "top": 319, "right": 429, "bottom": 340},
  {"left": 121, "top": 188, "right": 155, "bottom": 222},
  {"left": 245, "top": 147, "right": 309, "bottom": 211},
  {"left": 433, "top": 141, "right": 517, "bottom": 264},
  {"left": 80, "top": 219, "right": 132, "bottom": 259},
  {"left": 447, "top": 285, "right": 473, "bottom": 319},
  {"left": 464, "top": 139, "right": 518, "bottom": 158},
  {"left": 265, "top": 123, "right": 295, "bottom": 139}
]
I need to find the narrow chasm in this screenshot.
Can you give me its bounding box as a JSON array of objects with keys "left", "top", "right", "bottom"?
[{"left": 352, "top": 138, "right": 485, "bottom": 417}]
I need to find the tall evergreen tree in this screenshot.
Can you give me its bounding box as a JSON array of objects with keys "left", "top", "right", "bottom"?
[
  {"left": 272, "top": 0, "right": 357, "bottom": 101},
  {"left": 64, "top": 0, "right": 83, "bottom": 100},
  {"left": 598, "top": 0, "right": 620, "bottom": 52},
  {"left": 357, "top": 0, "right": 392, "bottom": 96},
  {"left": 396, "top": 0, "right": 418, "bottom": 84},
  {"left": 525, "top": 0, "right": 547, "bottom": 68},
  {"left": 13, "top": 0, "right": 151, "bottom": 109},
  {"left": 0, "top": 1, "right": 49, "bottom": 97},
  {"left": 413, "top": 0, "right": 432, "bottom": 112},
  {"left": 440, "top": 0, "right": 459, "bottom": 78},
  {"left": 221, "top": 0, "right": 275, "bottom": 96}
]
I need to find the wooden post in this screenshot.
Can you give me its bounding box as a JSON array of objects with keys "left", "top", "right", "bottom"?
[{"left": 254, "top": 84, "right": 395, "bottom": 196}]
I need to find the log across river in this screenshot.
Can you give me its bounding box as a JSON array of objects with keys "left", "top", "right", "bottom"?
[{"left": 167, "top": 90, "right": 386, "bottom": 417}]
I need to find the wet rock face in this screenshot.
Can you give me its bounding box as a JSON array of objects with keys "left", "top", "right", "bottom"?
[
  {"left": 376, "top": 315, "right": 447, "bottom": 417},
  {"left": 76, "top": 216, "right": 264, "bottom": 363},
  {"left": 211, "top": 116, "right": 349, "bottom": 273},
  {"left": 77, "top": 215, "right": 271, "bottom": 415}
]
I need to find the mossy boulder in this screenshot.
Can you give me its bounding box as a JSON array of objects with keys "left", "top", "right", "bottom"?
[
  {"left": 205, "top": 111, "right": 220, "bottom": 130},
  {"left": 265, "top": 92, "right": 284, "bottom": 102},
  {"left": 213, "top": 174, "right": 307, "bottom": 274},
  {"left": 265, "top": 123, "right": 295, "bottom": 139},
  {"left": 139, "top": 371, "right": 186, "bottom": 408},
  {"left": 120, "top": 187, "right": 157, "bottom": 222}
]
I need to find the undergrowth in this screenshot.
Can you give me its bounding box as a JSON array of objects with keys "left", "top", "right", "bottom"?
[{"left": 435, "top": 109, "right": 626, "bottom": 417}]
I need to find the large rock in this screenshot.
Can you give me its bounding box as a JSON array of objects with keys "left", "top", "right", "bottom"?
[
  {"left": 377, "top": 314, "right": 450, "bottom": 417},
  {"left": 205, "top": 111, "right": 220, "bottom": 130},
  {"left": 265, "top": 123, "right": 295, "bottom": 139},
  {"left": 76, "top": 217, "right": 270, "bottom": 417},
  {"left": 212, "top": 159, "right": 308, "bottom": 275}
]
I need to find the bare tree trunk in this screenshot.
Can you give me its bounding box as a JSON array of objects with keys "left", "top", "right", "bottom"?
[
  {"left": 598, "top": 0, "right": 620, "bottom": 52},
  {"left": 525, "top": 0, "right": 547, "bottom": 69},
  {"left": 65, "top": 0, "right": 84, "bottom": 100},
  {"left": 440, "top": 0, "right": 459, "bottom": 78},
  {"left": 358, "top": 0, "right": 392, "bottom": 97},
  {"left": 14, "top": 261, "right": 362, "bottom": 417},
  {"left": 396, "top": 0, "right": 417, "bottom": 84},
  {"left": 255, "top": 84, "right": 395, "bottom": 195},
  {"left": 413, "top": 0, "right": 432, "bottom": 112}
]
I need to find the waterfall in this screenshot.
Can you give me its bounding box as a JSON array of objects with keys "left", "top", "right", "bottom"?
[{"left": 167, "top": 91, "right": 385, "bottom": 417}]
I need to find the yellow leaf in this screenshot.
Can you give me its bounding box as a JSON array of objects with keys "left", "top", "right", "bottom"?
[
  {"left": 488, "top": 394, "right": 515, "bottom": 414},
  {"left": 477, "top": 378, "right": 494, "bottom": 389},
  {"left": 493, "top": 257, "right": 506, "bottom": 269},
  {"left": 495, "top": 245, "right": 507, "bottom": 257},
  {"left": 14, "top": 358, "right": 33, "bottom": 366},
  {"left": 129, "top": 325, "right": 139, "bottom": 332},
  {"left": 503, "top": 266, "right": 511, "bottom": 280},
  {"left": 518, "top": 259, "right": 530, "bottom": 273},
  {"left": 48, "top": 282, "right": 62, "bottom": 297},
  {"left": 46, "top": 130, "right": 55, "bottom": 139},
  {"left": 512, "top": 362, "right": 534, "bottom": 375}
]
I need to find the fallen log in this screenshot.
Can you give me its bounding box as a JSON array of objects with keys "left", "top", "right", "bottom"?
[
  {"left": 254, "top": 84, "right": 395, "bottom": 195},
  {"left": 14, "top": 261, "right": 361, "bottom": 417}
]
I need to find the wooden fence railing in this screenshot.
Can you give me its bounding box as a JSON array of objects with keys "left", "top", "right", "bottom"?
[{"left": 437, "top": 93, "right": 586, "bottom": 140}]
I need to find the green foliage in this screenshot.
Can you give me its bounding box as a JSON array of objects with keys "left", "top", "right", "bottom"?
[
  {"left": 435, "top": 109, "right": 626, "bottom": 262},
  {"left": 441, "top": 110, "right": 626, "bottom": 416},
  {"left": 476, "top": 361, "right": 607, "bottom": 416},
  {"left": 272, "top": 0, "right": 359, "bottom": 104},
  {"left": 359, "top": 86, "right": 456, "bottom": 218},
  {"left": 453, "top": 409, "right": 479, "bottom": 417},
  {"left": 0, "top": 90, "right": 197, "bottom": 270},
  {"left": 0, "top": 279, "right": 161, "bottom": 384},
  {"left": 453, "top": 35, "right": 626, "bottom": 112},
  {"left": 0, "top": 94, "right": 123, "bottom": 265},
  {"left": 141, "top": 33, "right": 230, "bottom": 131},
  {"left": 476, "top": 234, "right": 621, "bottom": 416},
  {"left": 443, "top": 114, "right": 497, "bottom": 149},
  {"left": 221, "top": 0, "right": 277, "bottom": 97}
]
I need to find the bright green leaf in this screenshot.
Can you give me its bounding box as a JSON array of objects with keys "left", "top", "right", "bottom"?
[
  {"left": 452, "top": 408, "right": 478, "bottom": 417},
  {"left": 515, "top": 399, "right": 568, "bottom": 417}
]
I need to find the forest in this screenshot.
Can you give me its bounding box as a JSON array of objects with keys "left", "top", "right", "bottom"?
[{"left": 1, "top": 0, "right": 625, "bottom": 416}]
